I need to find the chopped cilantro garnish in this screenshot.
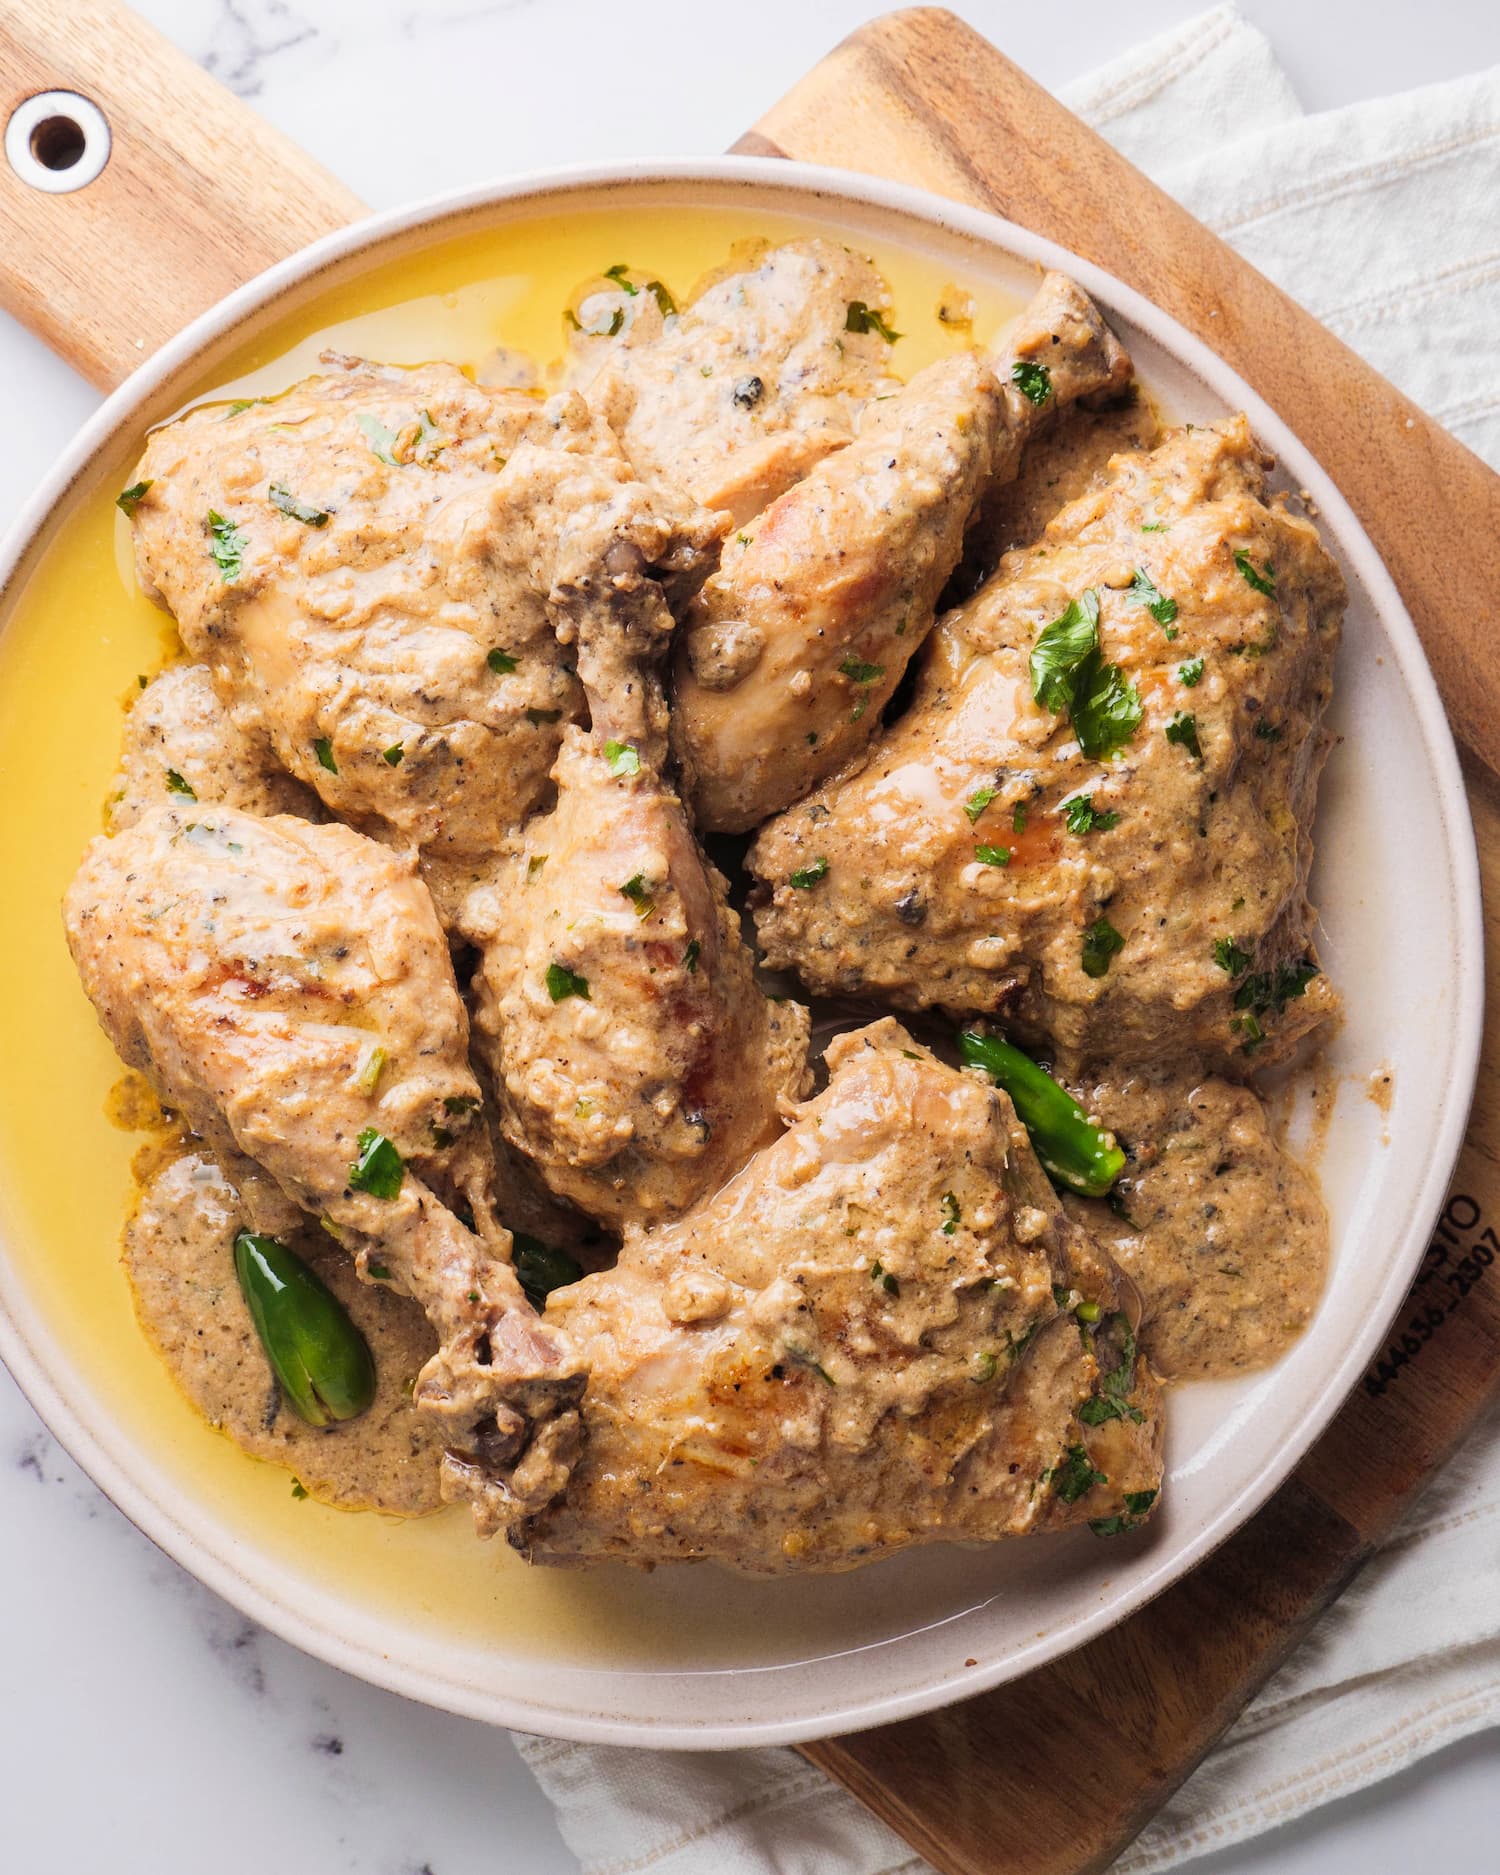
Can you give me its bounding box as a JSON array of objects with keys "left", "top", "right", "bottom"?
[
  {"left": 619, "top": 873, "right": 654, "bottom": 917},
  {"left": 381, "top": 744, "right": 404, "bottom": 766},
  {"left": 1012, "top": 801, "right": 1029, "bottom": 834},
  {"left": 964, "top": 785, "right": 997, "bottom": 825},
  {"left": 604, "top": 739, "right": 641, "bottom": 777},
  {"left": 1053, "top": 1443, "right": 1107, "bottom": 1503},
  {"left": 545, "top": 962, "right": 590, "bottom": 1003},
  {"left": 487, "top": 648, "right": 519, "bottom": 674},
  {"left": 164, "top": 768, "right": 197, "bottom": 800},
  {"left": 269, "top": 483, "right": 329, "bottom": 527},
  {"left": 789, "top": 857, "right": 829, "bottom": 889},
  {"left": 870, "top": 1259, "right": 899, "bottom": 1297},
  {"left": 1029, "top": 589, "right": 1142, "bottom": 760},
  {"left": 313, "top": 737, "right": 338, "bottom": 773},
  {"left": 1081, "top": 917, "right": 1125, "bottom": 979},
  {"left": 1213, "top": 936, "right": 1254, "bottom": 976},
  {"left": 206, "top": 510, "right": 245, "bottom": 582},
  {"left": 1063, "top": 794, "right": 1120, "bottom": 835},
  {"left": 1164, "top": 711, "right": 1203, "bottom": 764},
  {"left": 1234, "top": 550, "right": 1277, "bottom": 595},
  {"left": 941, "top": 1191, "right": 961, "bottom": 1236},
  {"left": 348, "top": 1128, "right": 404, "bottom": 1200},
  {"left": 838, "top": 655, "right": 885, "bottom": 686},
  {"left": 1011, "top": 359, "right": 1053, "bottom": 406},
  {"left": 116, "top": 480, "right": 152, "bottom": 518},
  {"left": 1178, "top": 656, "right": 1204, "bottom": 687},
  {"left": 683, "top": 938, "right": 701, "bottom": 974},
  {"left": 975, "top": 844, "right": 1011, "bottom": 866},
  {"left": 845, "top": 300, "right": 901, "bottom": 342},
  {"left": 1030, "top": 590, "right": 1100, "bottom": 713},
  {"left": 1128, "top": 567, "right": 1179, "bottom": 629}
]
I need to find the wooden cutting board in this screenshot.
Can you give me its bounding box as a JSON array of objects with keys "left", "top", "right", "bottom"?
[{"left": 3, "top": 8, "right": 1498, "bottom": 1872}]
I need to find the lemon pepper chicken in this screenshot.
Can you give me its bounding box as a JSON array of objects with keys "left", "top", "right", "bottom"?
[
  {"left": 65, "top": 804, "right": 584, "bottom": 1536},
  {"left": 126, "top": 355, "right": 722, "bottom": 914},
  {"left": 752, "top": 416, "right": 1344, "bottom": 1070},
  {"left": 462, "top": 539, "right": 810, "bottom": 1227},
  {"left": 524, "top": 1021, "right": 1162, "bottom": 1571},
  {"left": 675, "top": 272, "right": 1133, "bottom": 832}
]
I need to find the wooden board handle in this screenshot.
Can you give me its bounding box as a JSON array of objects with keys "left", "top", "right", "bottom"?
[
  {"left": 737, "top": 6, "right": 1500, "bottom": 784},
  {"left": 0, "top": 0, "right": 364, "bottom": 389}
]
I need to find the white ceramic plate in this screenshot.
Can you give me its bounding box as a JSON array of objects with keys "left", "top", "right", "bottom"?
[{"left": 0, "top": 161, "right": 1482, "bottom": 1747}]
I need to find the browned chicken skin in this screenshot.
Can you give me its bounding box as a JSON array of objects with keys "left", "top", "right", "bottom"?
[
  {"left": 526, "top": 1020, "right": 1162, "bottom": 1571},
  {"left": 751, "top": 416, "right": 1345, "bottom": 1071},
  {"left": 64, "top": 804, "right": 584, "bottom": 1537},
  {"left": 674, "top": 272, "right": 1133, "bottom": 832}
]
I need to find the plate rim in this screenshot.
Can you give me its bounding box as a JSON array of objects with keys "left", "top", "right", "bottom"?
[{"left": 0, "top": 154, "right": 1483, "bottom": 1748}]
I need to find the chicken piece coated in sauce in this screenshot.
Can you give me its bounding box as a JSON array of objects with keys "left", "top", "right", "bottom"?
[
  {"left": 108, "top": 662, "right": 320, "bottom": 832},
  {"left": 64, "top": 803, "right": 584, "bottom": 1537},
  {"left": 463, "top": 547, "right": 810, "bottom": 1229},
  {"left": 567, "top": 239, "right": 901, "bottom": 527},
  {"left": 522, "top": 1020, "right": 1162, "bottom": 1572},
  {"left": 752, "top": 417, "right": 1345, "bottom": 1071},
  {"left": 675, "top": 273, "right": 1133, "bottom": 832},
  {"left": 126, "top": 356, "right": 721, "bottom": 914}
]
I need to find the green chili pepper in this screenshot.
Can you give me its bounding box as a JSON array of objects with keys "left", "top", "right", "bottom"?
[
  {"left": 958, "top": 1029, "right": 1126, "bottom": 1199},
  {"left": 232, "top": 1230, "right": 376, "bottom": 1426}
]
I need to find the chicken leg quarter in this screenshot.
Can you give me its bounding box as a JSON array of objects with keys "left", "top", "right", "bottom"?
[
  {"left": 525, "top": 1019, "right": 1162, "bottom": 1571},
  {"left": 64, "top": 804, "right": 585, "bottom": 1537}
]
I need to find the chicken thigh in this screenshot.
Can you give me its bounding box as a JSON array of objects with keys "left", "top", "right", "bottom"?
[
  {"left": 675, "top": 272, "right": 1133, "bottom": 831},
  {"left": 463, "top": 539, "right": 810, "bottom": 1228},
  {"left": 752, "top": 417, "right": 1345, "bottom": 1070},
  {"left": 126, "top": 356, "right": 721, "bottom": 914},
  {"left": 567, "top": 239, "right": 901, "bottom": 526},
  {"left": 108, "top": 662, "right": 319, "bottom": 832},
  {"left": 65, "top": 803, "right": 584, "bottom": 1536},
  {"left": 524, "top": 1019, "right": 1162, "bottom": 1572}
]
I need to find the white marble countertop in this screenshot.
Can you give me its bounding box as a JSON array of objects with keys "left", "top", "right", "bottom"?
[{"left": 4, "top": 4, "right": 1500, "bottom": 1871}]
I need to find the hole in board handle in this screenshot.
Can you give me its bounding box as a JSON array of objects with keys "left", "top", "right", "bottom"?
[
  {"left": 5, "top": 91, "right": 111, "bottom": 195},
  {"left": 30, "top": 115, "right": 87, "bottom": 172}
]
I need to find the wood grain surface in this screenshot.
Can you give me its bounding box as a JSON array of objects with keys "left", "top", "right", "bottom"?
[
  {"left": 2, "top": 5, "right": 1496, "bottom": 1872},
  {"left": 0, "top": 0, "right": 364, "bottom": 388},
  {"left": 733, "top": 12, "right": 1500, "bottom": 1872}
]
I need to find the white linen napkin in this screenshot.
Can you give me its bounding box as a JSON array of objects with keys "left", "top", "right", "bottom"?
[{"left": 517, "top": 9, "right": 1500, "bottom": 1868}]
